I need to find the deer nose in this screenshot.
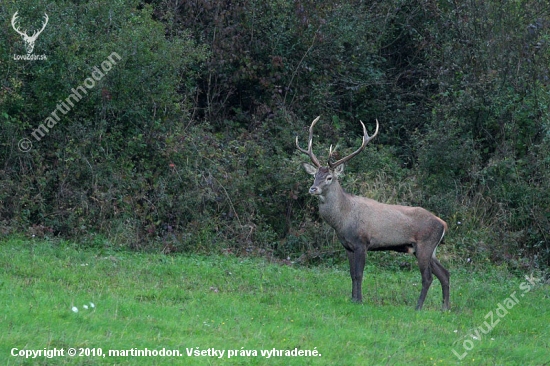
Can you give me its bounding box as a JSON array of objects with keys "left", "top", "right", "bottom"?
[{"left": 309, "top": 186, "right": 318, "bottom": 194}]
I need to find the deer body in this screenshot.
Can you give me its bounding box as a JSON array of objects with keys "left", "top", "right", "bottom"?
[{"left": 298, "top": 117, "right": 450, "bottom": 310}]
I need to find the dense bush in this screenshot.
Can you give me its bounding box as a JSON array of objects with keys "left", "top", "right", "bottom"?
[
  {"left": 414, "top": 0, "right": 550, "bottom": 267},
  {"left": 1, "top": 0, "right": 549, "bottom": 268},
  {"left": 1, "top": 0, "right": 208, "bottom": 246}
]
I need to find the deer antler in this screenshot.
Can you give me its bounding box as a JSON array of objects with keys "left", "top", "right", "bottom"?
[
  {"left": 296, "top": 116, "right": 322, "bottom": 168},
  {"left": 30, "top": 13, "right": 49, "bottom": 40},
  {"left": 11, "top": 12, "right": 26, "bottom": 37},
  {"left": 328, "top": 119, "right": 379, "bottom": 169}
]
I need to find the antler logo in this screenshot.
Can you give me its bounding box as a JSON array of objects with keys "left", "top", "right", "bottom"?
[{"left": 11, "top": 11, "right": 49, "bottom": 54}]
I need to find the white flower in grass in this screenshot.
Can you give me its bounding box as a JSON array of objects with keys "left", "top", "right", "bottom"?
[{"left": 72, "top": 302, "right": 95, "bottom": 313}]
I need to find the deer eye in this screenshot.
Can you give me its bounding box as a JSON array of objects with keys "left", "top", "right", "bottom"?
[{"left": 326, "top": 176, "right": 333, "bottom": 182}]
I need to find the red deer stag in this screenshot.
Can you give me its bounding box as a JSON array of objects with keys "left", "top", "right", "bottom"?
[{"left": 297, "top": 116, "right": 450, "bottom": 310}]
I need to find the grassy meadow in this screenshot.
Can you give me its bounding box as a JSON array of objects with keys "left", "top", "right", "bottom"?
[{"left": 1, "top": 237, "right": 549, "bottom": 365}]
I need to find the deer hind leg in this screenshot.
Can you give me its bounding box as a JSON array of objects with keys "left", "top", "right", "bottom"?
[
  {"left": 346, "top": 248, "right": 365, "bottom": 303},
  {"left": 431, "top": 257, "right": 450, "bottom": 310},
  {"left": 431, "top": 225, "right": 450, "bottom": 310},
  {"left": 415, "top": 224, "right": 449, "bottom": 310},
  {"left": 415, "top": 249, "right": 433, "bottom": 310}
]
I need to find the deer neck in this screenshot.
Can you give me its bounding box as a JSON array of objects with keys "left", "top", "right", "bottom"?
[{"left": 318, "top": 180, "right": 350, "bottom": 230}]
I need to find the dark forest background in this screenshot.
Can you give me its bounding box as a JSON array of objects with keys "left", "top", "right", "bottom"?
[{"left": 1, "top": 0, "right": 549, "bottom": 269}]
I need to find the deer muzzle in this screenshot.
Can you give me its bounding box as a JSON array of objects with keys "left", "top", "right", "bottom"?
[{"left": 309, "top": 186, "right": 320, "bottom": 195}]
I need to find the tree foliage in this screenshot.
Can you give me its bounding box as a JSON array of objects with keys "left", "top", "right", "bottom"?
[{"left": 1, "top": 0, "right": 549, "bottom": 268}]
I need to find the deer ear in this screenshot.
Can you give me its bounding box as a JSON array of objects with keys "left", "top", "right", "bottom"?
[
  {"left": 302, "top": 163, "right": 318, "bottom": 175},
  {"left": 333, "top": 164, "right": 344, "bottom": 177}
]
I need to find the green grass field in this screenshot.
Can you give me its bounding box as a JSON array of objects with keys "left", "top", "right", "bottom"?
[{"left": 1, "top": 237, "right": 548, "bottom": 365}]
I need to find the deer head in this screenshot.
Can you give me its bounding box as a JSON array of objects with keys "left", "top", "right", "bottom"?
[{"left": 11, "top": 12, "right": 49, "bottom": 54}]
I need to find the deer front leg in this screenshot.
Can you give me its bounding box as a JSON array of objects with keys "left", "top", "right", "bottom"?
[{"left": 346, "top": 247, "right": 366, "bottom": 303}]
